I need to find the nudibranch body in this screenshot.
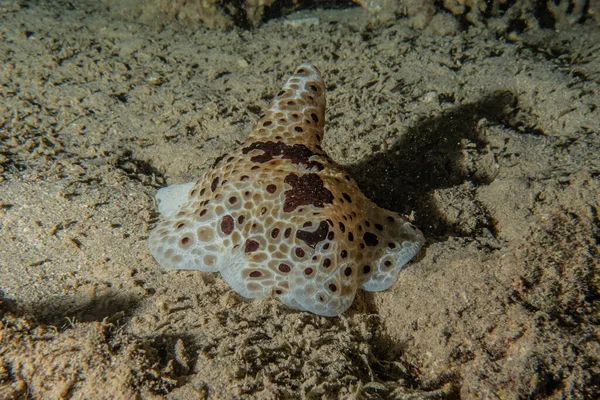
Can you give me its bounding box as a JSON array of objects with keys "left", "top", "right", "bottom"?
[{"left": 148, "top": 64, "right": 424, "bottom": 316}]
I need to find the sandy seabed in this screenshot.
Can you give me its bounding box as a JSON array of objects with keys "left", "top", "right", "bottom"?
[{"left": 1, "top": 1, "right": 599, "bottom": 398}]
